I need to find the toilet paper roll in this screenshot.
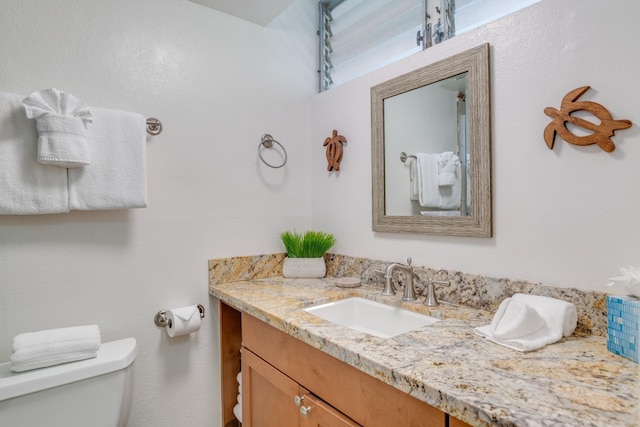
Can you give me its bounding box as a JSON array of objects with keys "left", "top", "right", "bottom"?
[{"left": 166, "top": 305, "right": 201, "bottom": 338}]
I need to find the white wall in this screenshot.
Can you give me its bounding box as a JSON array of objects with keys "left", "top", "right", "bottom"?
[
  {"left": 310, "top": 0, "right": 640, "bottom": 291},
  {"left": 2, "top": 0, "right": 639, "bottom": 425},
  {"left": 0, "top": 0, "right": 316, "bottom": 426}
]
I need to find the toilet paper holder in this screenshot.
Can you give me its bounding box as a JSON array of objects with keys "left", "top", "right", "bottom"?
[{"left": 154, "top": 304, "right": 205, "bottom": 328}]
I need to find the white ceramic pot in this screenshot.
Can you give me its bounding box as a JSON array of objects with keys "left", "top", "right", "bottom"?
[{"left": 282, "top": 257, "right": 326, "bottom": 278}]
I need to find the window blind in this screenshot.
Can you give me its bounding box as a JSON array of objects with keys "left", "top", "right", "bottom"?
[
  {"left": 319, "top": 0, "right": 423, "bottom": 91},
  {"left": 319, "top": 0, "right": 540, "bottom": 92}
]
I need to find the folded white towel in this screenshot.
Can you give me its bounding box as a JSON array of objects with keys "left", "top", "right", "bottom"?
[
  {"left": 438, "top": 152, "right": 460, "bottom": 187},
  {"left": 474, "top": 294, "right": 577, "bottom": 352},
  {"left": 409, "top": 158, "right": 419, "bottom": 201},
  {"left": 233, "top": 402, "right": 242, "bottom": 423},
  {"left": 11, "top": 324, "right": 101, "bottom": 372},
  {"left": 68, "top": 107, "right": 147, "bottom": 210},
  {"left": 416, "top": 153, "right": 440, "bottom": 208},
  {"left": 23, "top": 88, "right": 93, "bottom": 168},
  {"left": 0, "top": 92, "right": 69, "bottom": 214},
  {"left": 416, "top": 152, "right": 461, "bottom": 209}
]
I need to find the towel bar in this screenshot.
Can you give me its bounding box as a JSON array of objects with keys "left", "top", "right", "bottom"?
[
  {"left": 400, "top": 151, "right": 416, "bottom": 163},
  {"left": 146, "top": 118, "right": 162, "bottom": 136}
]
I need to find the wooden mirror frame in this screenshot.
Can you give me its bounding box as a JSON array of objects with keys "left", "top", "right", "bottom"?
[{"left": 371, "top": 43, "right": 492, "bottom": 237}]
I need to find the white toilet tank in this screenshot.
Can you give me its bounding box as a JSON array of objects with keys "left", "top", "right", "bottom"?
[{"left": 0, "top": 337, "right": 137, "bottom": 427}]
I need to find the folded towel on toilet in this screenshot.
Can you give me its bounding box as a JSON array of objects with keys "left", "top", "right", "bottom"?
[
  {"left": 11, "top": 325, "right": 101, "bottom": 372},
  {"left": 474, "top": 293, "right": 577, "bottom": 352},
  {"left": 23, "top": 88, "right": 93, "bottom": 168}
]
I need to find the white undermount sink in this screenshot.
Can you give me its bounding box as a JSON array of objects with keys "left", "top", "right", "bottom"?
[{"left": 304, "top": 297, "right": 440, "bottom": 338}]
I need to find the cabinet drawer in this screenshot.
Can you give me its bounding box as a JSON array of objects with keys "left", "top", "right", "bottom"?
[{"left": 242, "top": 313, "right": 446, "bottom": 427}]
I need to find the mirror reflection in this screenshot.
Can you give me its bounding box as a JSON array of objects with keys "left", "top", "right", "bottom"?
[
  {"left": 384, "top": 72, "right": 469, "bottom": 217},
  {"left": 371, "top": 43, "right": 491, "bottom": 237}
]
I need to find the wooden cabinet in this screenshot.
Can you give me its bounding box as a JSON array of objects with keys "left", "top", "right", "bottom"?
[
  {"left": 449, "top": 417, "right": 473, "bottom": 427},
  {"left": 242, "top": 347, "right": 359, "bottom": 427},
  {"left": 241, "top": 312, "right": 445, "bottom": 427},
  {"left": 218, "top": 301, "right": 468, "bottom": 427}
]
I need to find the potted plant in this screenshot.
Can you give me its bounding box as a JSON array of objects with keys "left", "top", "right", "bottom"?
[{"left": 280, "top": 230, "right": 336, "bottom": 278}]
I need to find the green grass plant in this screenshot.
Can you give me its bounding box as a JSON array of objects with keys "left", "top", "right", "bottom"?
[{"left": 280, "top": 230, "right": 336, "bottom": 258}]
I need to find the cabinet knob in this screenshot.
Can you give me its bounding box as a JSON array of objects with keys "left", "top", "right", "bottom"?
[
  {"left": 294, "top": 395, "right": 304, "bottom": 406},
  {"left": 299, "top": 405, "right": 312, "bottom": 417}
]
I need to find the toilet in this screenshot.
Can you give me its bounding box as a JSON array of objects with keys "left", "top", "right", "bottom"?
[{"left": 0, "top": 337, "right": 137, "bottom": 427}]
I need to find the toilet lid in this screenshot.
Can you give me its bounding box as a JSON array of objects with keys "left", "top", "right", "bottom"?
[{"left": 0, "top": 338, "right": 136, "bottom": 401}]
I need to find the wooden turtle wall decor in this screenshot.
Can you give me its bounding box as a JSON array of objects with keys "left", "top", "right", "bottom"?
[
  {"left": 323, "top": 129, "right": 347, "bottom": 171},
  {"left": 544, "top": 86, "right": 631, "bottom": 152}
]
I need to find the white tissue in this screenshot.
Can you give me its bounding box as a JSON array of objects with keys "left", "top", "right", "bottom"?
[{"left": 165, "top": 306, "right": 201, "bottom": 338}]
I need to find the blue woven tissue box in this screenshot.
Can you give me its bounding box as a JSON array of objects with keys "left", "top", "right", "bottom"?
[{"left": 607, "top": 295, "right": 640, "bottom": 363}]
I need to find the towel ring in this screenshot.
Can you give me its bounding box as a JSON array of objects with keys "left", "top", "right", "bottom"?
[{"left": 258, "top": 134, "right": 287, "bottom": 168}]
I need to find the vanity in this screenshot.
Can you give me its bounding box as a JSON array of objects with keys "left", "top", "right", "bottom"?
[{"left": 210, "top": 274, "right": 638, "bottom": 427}]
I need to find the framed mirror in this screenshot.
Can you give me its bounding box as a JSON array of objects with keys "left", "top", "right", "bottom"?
[{"left": 371, "top": 43, "right": 491, "bottom": 237}]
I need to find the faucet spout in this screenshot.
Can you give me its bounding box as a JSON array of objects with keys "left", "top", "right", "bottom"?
[{"left": 384, "top": 258, "right": 416, "bottom": 300}]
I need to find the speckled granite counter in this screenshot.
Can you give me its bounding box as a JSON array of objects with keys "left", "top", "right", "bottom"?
[{"left": 209, "top": 277, "right": 639, "bottom": 427}]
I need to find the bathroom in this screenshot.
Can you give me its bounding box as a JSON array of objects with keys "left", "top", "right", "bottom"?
[{"left": 0, "top": 0, "right": 638, "bottom": 426}]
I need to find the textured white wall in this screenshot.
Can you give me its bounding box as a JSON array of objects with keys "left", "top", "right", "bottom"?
[
  {"left": 2, "top": 0, "right": 639, "bottom": 425},
  {"left": 310, "top": 0, "right": 640, "bottom": 291},
  {"left": 0, "top": 0, "right": 316, "bottom": 426}
]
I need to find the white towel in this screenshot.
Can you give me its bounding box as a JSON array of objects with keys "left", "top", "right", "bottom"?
[
  {"left": 489, "top": 298, "right": 545, "bottom": 339},
  {"left": 416, "top": 152, "right": 461, "bottom": 209},
  {"left": 438, "top": 152, "right": 460, "bottom": 187},
  {"left": 416, "top": 153, "right": 440, "bottom": 208},
  {"left": 409, "top": 158, "right": 419, "bottom": 201},
  {"left": 68, "top": 107, "right": 147, "bottom": 210},
  {"left": 0, "top": 92, "right": 69, "bottom": 214},
  {"left": 23, "top": 88, "right": 93, "bottom": 168},
  {"left": 475, "top": 294, "right": 578, "bottom": 352},
  {"left": 11, "top": 324, "right": 101, "bottom": 372}
]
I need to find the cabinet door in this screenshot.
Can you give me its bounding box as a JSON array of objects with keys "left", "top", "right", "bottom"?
[
  {"left": 298, "top": 392, "right": 360, "bottom": 427},
  {"left": 242, "top": 348, "right": 300, "bottom": 427},
  {"left": 449, "top": 416, "right": 473, "bottom": 427}
]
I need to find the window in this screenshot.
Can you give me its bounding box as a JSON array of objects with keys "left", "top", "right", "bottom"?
[{"left": 318, "top": 0, "right": 540, "bottom": 92}]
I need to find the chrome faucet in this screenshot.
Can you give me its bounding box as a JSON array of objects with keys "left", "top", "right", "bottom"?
[{"left": 383, "top": 258, "right": 417, "bottom": 301}]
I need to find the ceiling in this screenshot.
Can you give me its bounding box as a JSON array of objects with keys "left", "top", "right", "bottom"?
[{"left": 187, "top": 0, "right": 297, "bottom": 26}]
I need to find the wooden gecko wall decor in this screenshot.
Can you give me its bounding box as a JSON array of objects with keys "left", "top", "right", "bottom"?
[
  {"left": 323, "top": 129, "right": 347, "bottom": 171},
  {"left": 544, "top": 86, "right": 631, "bottom": 152}
]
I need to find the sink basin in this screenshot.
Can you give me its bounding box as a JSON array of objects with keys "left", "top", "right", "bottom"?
[{"left": 304, "top": 297, "right": 440, "bottom": 338}]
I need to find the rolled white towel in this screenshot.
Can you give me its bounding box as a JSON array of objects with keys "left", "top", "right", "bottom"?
[
  {"left": 475, "top": 294, "right": 577, "bottom": 352},
  {"left": 23, "top": 88, "right": 93, "bottom": 168},
  {"left": 512, "top": 293, "right": 577, "bottom": 338},
  {"left": 11, "top": 324, "right": 101, "bottom": 372},
  {"left": 490, "top": 298, "right": 545, "bottom": 339}
]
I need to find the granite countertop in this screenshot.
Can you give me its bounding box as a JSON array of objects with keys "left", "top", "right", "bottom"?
[{"left": 209, "top": 277, "right": 639, "bottom": 427}]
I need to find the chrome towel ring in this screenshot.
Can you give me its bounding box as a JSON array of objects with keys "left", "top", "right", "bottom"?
[{"left": 258, "top": 134, "right": 287, "bottom": 168}]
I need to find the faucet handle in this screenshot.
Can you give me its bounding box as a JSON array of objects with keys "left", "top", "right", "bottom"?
[
  {"left": 423, "top": 280, "right": 450, "bottom": 306},
  {"left": 406, "top": 257, "right": 412, "bottom": 266}
]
